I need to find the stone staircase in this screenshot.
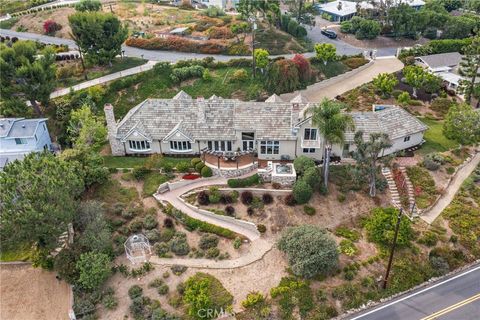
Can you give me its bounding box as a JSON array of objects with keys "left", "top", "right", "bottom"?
[
  {"left": 382, "top": 167, "right": 401, "bottom": 209},
  {"left": 400, "top": 167, "right": 419, "bottom": 217}
]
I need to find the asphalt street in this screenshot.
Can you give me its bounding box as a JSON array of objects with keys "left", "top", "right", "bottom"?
[
  {"left": 0, "top": 28, "right": 397, "bottom": 62},
  {"left": 347, "top": 264, "right": 480, "bottom": 320}
]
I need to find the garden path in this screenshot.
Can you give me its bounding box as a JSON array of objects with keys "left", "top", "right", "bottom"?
[
  {"left": 421, "top": 152, "right": 480, "bottom": 224},
  {"left": 152, "top": 173, "right": 275, "bottom": 269},
  {"left": 49, "top": 60, "right": 158, "bottom": 99}
]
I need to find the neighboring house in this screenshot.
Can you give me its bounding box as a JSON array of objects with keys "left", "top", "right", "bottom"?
[
  {"left": 0, "top": 118, "right": 52, "bottom": 170},
  {"left": 104, "top": 92, "right": 427, "bottom": 168},
  {"left": 318, "top": 0, "right": 424, "bottom": 22},
  {"left": 189, "top": 0, "right": 239, "bottom": 10},
  {"left": 415, "top": 52, "right": 465, "bottom": 92}
]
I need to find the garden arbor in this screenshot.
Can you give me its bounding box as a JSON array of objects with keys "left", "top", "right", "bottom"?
[{"left": 124, "top": 234, "right": 152, "bottom": 264}]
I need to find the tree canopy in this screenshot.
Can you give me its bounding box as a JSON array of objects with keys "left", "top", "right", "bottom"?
[
  {"left": 67, "top": 104, "right": 107, "bottom": 150},
  {"left": 443, "top": 103, "right": 480, "bottom": 145},
  {"left": 0, "top": 41, "right": 56, "bottom": 116},
  {"left": 76, "top": 251, "right": 112, "bottom": 290},
  {"left": 69, "top": 12, "right": 128, "bottom": 65},
  {"left": 0, "top": 153, "right": 84, "bottom": 250},
  {"left": 365, "top": 207, "right": 413, "bottom": 247},
  {"left": 75, "top": 0, "right": 102, "bottom": 12},
  {"left": 372, "top": 73, "right": 398, "bottom": 97},
  {"left": 314, "top": 43, "right": 337, "bottom": 65},
  {"left": 278, "top": 225, "right": 339, "bottom": 278}
]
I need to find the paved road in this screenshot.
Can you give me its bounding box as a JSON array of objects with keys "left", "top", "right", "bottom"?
[
  {"left": 347, "top": 264, "right": 480, "bottom": 320},
  {"left": 421, "top": 152, "right": 480, "bottom": 224},
  {"left": 1, "top": 28, "right": 399, "bottom": 62}
]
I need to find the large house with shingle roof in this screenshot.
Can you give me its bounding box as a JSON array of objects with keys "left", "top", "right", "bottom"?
[
  {"left": 104, "top": 92, "right": 427, "bottom": 167},
  {"left": 0, "top": 118, "right": 52, "bottom": 170}
]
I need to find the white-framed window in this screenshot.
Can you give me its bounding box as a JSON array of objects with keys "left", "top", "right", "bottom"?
[
  {"left": 170, "top": 140, "right": 192, "bottom": 151},
  {"left": 304, "top": 128, "right": 317, "bottom": 140},
  {"left": 260, "top": 140, "right": 279, "bottom": 155},
  {"left": 404, "top": 136, "right": 411, "bottom": 142},
  {"left": 128, "top": 140, "right": 151, "bottom": 151},
  {"left": 207, "top": 141, "right": 232, "bottom": 152},
  {"left": 15, "top": 138, "right": 27, "bottom": 145},
  {"left": 303, "top": 148, "right": 315, "bottom": 153}
]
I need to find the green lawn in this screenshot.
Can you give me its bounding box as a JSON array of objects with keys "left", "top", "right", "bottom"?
[
  {"left": 57, "top": 57, "right": 147, "bottom": 89},
  {"left": 103, "top": 155, "right": 193, "bottom": 169},
  {"left": 419, "top": 118, "right": 459, "bottom": 154},
  {"left": 143, "top": 173, "right": 169, "bottom": 197}
]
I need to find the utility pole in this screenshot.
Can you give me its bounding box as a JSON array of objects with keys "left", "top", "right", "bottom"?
[{"left": 383, "top": 208, "right": 403, "bottom": 290}]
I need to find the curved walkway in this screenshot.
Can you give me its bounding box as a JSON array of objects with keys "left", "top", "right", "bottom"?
[
  {"left": 421, "top": 152, "right": 480, "bottom": 224},
  {"left": 152, "top": 174, "right": 275, "bottom": 269}
]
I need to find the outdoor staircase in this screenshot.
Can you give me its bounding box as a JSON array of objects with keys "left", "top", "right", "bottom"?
[
  {"left": 382, "top": 167, "right": 402, "bottom": 209},
  {"left": 400, "top": 167, "right": 420, "bottom": 217}
]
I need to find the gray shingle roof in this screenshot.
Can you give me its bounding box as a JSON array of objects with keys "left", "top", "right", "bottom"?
[
  {"left": 418, "top": 52, "right": 462, "bottom": 69},
  {"left": 0, "top": 118, "right": 47, "bottom": 138},
  {"left": 345, "top": 105, "right": 428, "bottom": 142},
  {"left": 116, "top": 97, "right": 300, "bottom": 141}
]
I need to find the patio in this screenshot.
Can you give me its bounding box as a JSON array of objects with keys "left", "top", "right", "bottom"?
[{"left": 203, "top": 151, "right": 257, "bottom": 170}]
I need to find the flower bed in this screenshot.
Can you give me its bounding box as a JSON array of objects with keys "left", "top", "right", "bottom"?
[
  {"left": 125, "top": 36, "right": 230, "bottom": 55},
  {"left": 182, "top": 173, "right": 201, "bottom": 180}
]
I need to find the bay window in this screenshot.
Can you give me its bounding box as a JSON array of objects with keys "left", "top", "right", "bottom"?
[
  {"left": 170, "top": 140, "right": 192, "bottom": 151},
  {"left": 304, "top": 128, "right": 317, "bottom": 140},
  {"left": 260, "top": 140, "right": 279, "bottom": 155},
  {"left": 128, "top": 140, "right": 150, "bottom": 151}
]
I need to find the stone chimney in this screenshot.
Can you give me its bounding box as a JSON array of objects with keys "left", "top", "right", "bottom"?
[{"left": 104, "top": 103, "right": 125, "bottom": 156}]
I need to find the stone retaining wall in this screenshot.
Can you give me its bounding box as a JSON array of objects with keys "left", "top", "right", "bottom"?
[{"left": 211, "top": 163, "right": 258, "bottom": 178}]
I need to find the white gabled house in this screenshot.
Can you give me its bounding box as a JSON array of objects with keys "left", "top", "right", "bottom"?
[
  {"left": 104, "top": 92, "right": 427, "bottom": 175},
  {"left": 0, "top": 118, "right": 53, "bottom": 170}
]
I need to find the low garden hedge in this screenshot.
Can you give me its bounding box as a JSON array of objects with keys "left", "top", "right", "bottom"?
[
  {"left": 163, "top": 204, "right": 236, "bottom": 239},
  {"left": 227, "top": 174, "right": 260, "bottom": 188},
  {"left": 126, "top": 36, "right": 229, "bottom": 55}
]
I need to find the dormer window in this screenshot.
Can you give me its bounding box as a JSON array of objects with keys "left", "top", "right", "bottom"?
[{"left": 128, "top": 140, "right": 151, "bottom": 151}]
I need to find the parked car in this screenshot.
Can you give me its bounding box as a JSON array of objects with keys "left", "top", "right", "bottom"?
[{"left": 321, "top": 29, "right": 337, "bottom": 39}]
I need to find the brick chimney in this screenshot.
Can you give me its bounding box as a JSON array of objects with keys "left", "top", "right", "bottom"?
[{"left": 104, "top": 103, "right": 125, "bottom": 156}]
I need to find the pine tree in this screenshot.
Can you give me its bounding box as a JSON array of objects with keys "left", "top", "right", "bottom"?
[{"left": 459, "top": 36, "right": 480, "bottom": 104}]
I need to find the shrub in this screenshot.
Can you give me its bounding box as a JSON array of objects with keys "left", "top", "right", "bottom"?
[
  {"left": 225, "top": 205, "right": 235, "bottom": 216},
  {"left": 230, "top": 69, "right": 248, "bottom": 82},
  {"left": 397, "top": 91, "right": 411, "bottom": 105},
  {"left": 293, "top": 156, "right": 316, "bottom": 175},
  {"left": 170, "top": 65, "right": 205, "bottom": 83},
  {"left": 292, "top": 54, "right": 312, "bottom": 83},
  {"left": 176, "top": 161, "right": 191, "bottom": 173},
  {"left": 199, "top": 234, "right": 219, "bottom": 250},
  {"left": 170, "top": 233, "right": 190, "bottom": 256},
  {"left": 205, "top": 247, "right": 220, "bottom": 258},
  {"left": 132, "top": 166, "right": 151, "bottom": 180},
  {"left": 446, "top": 166, "right": 455, "bottom": 174},
  {"left": 220, "top": 194, "right": 233, "bottom": 204},
  {"left": 303, "top": 205, "right": 316, "bottom": 216},
  {"left": 430, "top": 98, "right": 455, "bottom": 116},
  {"left": 43, "top": 20, "right": 62, "bottom": 35},
  {"left": 191, "top": 158, "right": 202, "bottom": 167},
  {"left": 278, "top": 225, "right": 339, "bottom": 278},
  {"left": 160, "top": 228, "right": 175, "bottom": 242},
  {"left": 171, "top": 264, "right": 188, "bottom": 275},
  {"left": 266, "top": 59, "right": 301, "bottom": 94},
  {"left": 145, "top": 229, "right": 161, "bottom": 242},
  {"left": 242, "top": 292, "right": 265, "bottom": 308},
  {"left": 335, "top": 226, "right": 361, "bottom": 242},
  {"left": 262, "top": 193, "right": 273, "bottom": 205},
  {"left": 197, "top": 190, "right": 210, "bottom": 206},
  {"left": 128, "top": 217, "right": 143, "bottom": 233},
  {"left": 201, "top": 165, "right": 213, "bottom": 177},
  {"left": 128, "top": 285, "right": 143, "bottom": 299},
  {"left": 418, "top": 231, "right": 439, "bottom": 247},
  {"left": 154, "top": 242, "right": 169, "bottom": 257},
  {"left": 293, "top": 179, "right": 313, "bottom": 204},
  {"left": 337, "top": 193, "right": 346, "bottom": 203},
  {"left": 423, "top": 158, "right": 441, "bottom": 171},
  {"left": 285, "top": 193, "right": 296, "bottom": 206},
  {"left": 257, "top": 224, "right": 267, "bottom": 233},
  {"left": 195, "top": 161, "right": 205, "bottom": 173},
  {"left": 76, "top": 252, "right": 112, "bottom": 290},
  {"left": 126, "top": 36, "right": 228, "bottom": 55},
  {"left": 164, "top": 218, "right": 174, "bottom": 229},
  {"left": 143, "top": 214, "right": 158, "bottom": 230},
  {"left": 233, "top": 237, "right": 242, "bottom": 249},
  {"left": 429, "top": 256, "right": 449, "bottom": 275},
  {"left": 207, "top": 26, "right": 233, "bottom": 39},
  {"left": 247, "top": 207, "right": 254, "bottom": 216},
  {"left": 227, "top": 174, "right": 260, "bottom": 187},
  {"left": 241, "top": 191, "right": 253, "bottom": 205},
  {"left": 342, "top": 57, "right": 368, "bottom": 69},
  {"left": 339, "top": 239, "right": 358, "bottom": 256},
  {"left": 365, "top": 207, "right": 413, "bottom": 246},
  {"left": 424, "top": 27, "right": 437, "bottom": 39}
]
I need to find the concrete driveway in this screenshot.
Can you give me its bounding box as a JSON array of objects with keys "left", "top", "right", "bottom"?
[{"left": 281, "top": 57, "right": 404, "bottom": 103}]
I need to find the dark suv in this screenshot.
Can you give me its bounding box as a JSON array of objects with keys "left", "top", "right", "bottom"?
[{"left": 321, "top": 29, "right": 337, "bottom": 39}]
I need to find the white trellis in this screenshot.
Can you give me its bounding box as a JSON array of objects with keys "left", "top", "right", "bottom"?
[{"left": 124, "top": 234, "right": 151, "bottom": 265}]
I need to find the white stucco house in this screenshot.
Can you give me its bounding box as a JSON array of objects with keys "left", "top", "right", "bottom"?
[
  {"left": 104, "top": 92, "right": 427, "bottom": 175},
  {"left": 0, "top": 118, "right": 53, "bottom": 170},
  {"left": 415, "top": 52, "right": 466, "bottom": 92}
]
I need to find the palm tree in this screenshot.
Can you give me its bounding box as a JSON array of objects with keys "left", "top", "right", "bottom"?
[{"left": 307, "top": 99, "right": 355, "bottom": 190}]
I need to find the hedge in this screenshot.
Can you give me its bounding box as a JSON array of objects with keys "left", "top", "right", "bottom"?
[
  {"left": 227, "top": 174, "right": 260, "bottom": 188},
  {"left": 163, "top": 204, "right": 236, "bottom": 239}
]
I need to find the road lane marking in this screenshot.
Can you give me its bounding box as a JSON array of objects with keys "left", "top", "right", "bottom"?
[
  {"left": 349, "top": 264, "right": 480, "bottom": 319},
  {"left": 419, "top": 293, "right": 480, "bottom": 320}
]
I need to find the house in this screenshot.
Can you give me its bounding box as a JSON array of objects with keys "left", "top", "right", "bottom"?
[
  {"left": 104, "top": 92, "right": 427, "bottom": 175},
  {"left": 0, "top": 118, "right": 53, "bottom": 170},
  {"left": 317, "top": 0, "right": 424, "bottom": 22},
  {"left": 190, "top": 0, "right": 239, "bottom": 10},
  {"left": 415, "top": 52, "right": 465, "bottom": 92}
]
